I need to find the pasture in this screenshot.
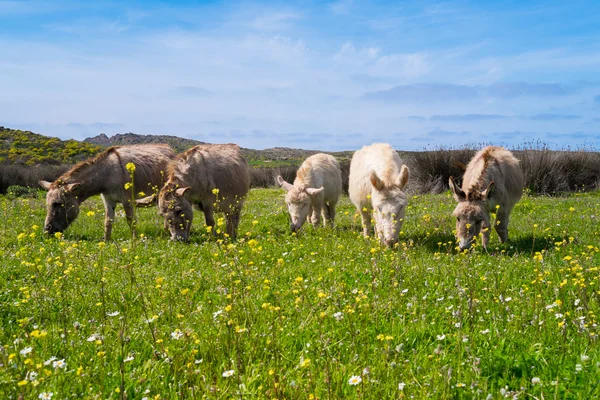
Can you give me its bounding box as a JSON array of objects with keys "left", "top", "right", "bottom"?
[{"left": 1, "top": 188, "right": 599, "bottom": 399}]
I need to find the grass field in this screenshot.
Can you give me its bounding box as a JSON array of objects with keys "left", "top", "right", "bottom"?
[{"left": 1, "top": 188, "right": 599, "bottom": 399}]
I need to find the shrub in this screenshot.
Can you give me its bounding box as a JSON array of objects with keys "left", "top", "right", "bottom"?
[
  {"left": 404, "top": 147, "right": 475, "bottom": 194},
  {"left": 6, "top": 185, "right": 39, "bottom": 198}
]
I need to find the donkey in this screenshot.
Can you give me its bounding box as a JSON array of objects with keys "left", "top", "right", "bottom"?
[
  {"left": 449, "top": 146, "right": 524, "bottom": 251},
  {"left": 277, "top": 153, "right": 342, "bottom": 232},
  {"left": 137, "top": 144, "right": 250, "bottom": 242},
  {"left": 39, "top": 144, "right": 175, "bottom": 240},
  {"left": 348, "top": 143, "right": 410, "bottom": 247}
]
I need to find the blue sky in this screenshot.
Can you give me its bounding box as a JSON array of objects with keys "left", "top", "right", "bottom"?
[{"left": 1, "top": 0, "right": 599, "bottom": 150}]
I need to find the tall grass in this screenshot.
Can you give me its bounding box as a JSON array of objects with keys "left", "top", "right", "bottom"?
[{"left": 1, "top": 189, "right": 599, "bottom": 398}]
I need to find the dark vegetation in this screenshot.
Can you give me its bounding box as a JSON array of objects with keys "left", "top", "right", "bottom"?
[{"left": 1, "top": 127, "right": 599, "bottom": 195}]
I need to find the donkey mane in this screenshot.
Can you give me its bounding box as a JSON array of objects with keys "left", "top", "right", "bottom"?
[
  {"left": 166, "top": 143, "right": 242, "bottom": 183},
  {"left": 465, "top": 146, "right": 497, "bottom": 196},
  {"left": 52, "top": 146, "right": 122, "bottom": 188}
]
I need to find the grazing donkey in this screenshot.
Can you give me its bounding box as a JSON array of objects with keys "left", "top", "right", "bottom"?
[
  {"left": 277, "top": 153, "right": 342, "bottom": 232},
  {"left": 349, "top": 143, "right": 410, "bottom": 247},
  {"left": 39, "top": 144, "right": 175, "bottom": 240},
  {"left": 449, "top": 146, "right": 524, "bottom": 251},
  {"left": 137, "top": 144, "right": 250, "bottom": 242}
]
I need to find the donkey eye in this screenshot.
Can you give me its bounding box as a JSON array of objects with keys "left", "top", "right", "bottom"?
[{"left": 456, "top": 217, "right": 460, "bottom": 222}]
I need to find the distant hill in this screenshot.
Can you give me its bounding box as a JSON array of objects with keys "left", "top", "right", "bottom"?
[
  {"left": 84, "top": 133, "right": 206, "bottom": 154},
  {"left": 0, "top": 127, "right": 352, "bottom": 168},
  {"left": 0, "top": 126, "right": 103, "bottom": 166},
  {"left": 84, "top": 133, "right": 353, "bottom": 166}
]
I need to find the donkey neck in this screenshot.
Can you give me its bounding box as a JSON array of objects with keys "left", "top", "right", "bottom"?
[{"left": 61, "top": 163, "right": 110, "bottom": 201}]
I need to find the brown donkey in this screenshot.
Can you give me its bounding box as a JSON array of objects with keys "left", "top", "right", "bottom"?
[
  {"left": 449, "top": 146, "right": 524, "bottom": 250},
  {"left": 137, "top": 144, "right": 250, "bottom": 242},
  {"left": 40, "top": 144, "right": 175, "bottom": 240}
]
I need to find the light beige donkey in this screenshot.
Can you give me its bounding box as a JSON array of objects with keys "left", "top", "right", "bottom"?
[
  {"left": 348, "top": 143, "right": 410, "bottom": 247},
  {"left": 277, "top": 153, "right": 342, "bottom": 232}
]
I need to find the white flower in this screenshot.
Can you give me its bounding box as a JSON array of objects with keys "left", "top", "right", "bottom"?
[
  {"left": 87, "top": 334, "right": 100, "bottom": 342},
  {"left": 52, "top": 359, "right": 66, "bottom": 369},
  {"left": 213, "top": 309, "right": 223, "bottom": 319},
  {"left": 462, "top": 336, "right": 469, "bottom": 343},
  {"left": 43, "top": 356, "right": 57, "bottom": 366},
  {"left": 194, "top": 359, "right": 203, "bottom": 364},
  {"left": 436, "top": 334, "right": 446, "bottom": 341},
  {"left": 531, "top": 377, "right": 541, "bottom": 384},
  {"left": 348, "top": 375, "right": 362, "bottom": 385},
  {"left": 480, "top": 329, "right": 490, "bottom": 335},
  {"left": 574, "top": 299, "right": 581, "bottom": 306},
  {"left": 454, "top": 322, "right": 461, "bottom": 328},
  {"left": 107, "top": 311, "right": 120, "bottom": 317},
  {"left": 27, "top": 371, "right": 38, "bottom": 381},
  {"left": 124, "top": 355, "right": 134, "bottom": 362},
  {"left": 333, "top": 312, "right": 344, "bottom": 321},
  {"left": 581, "top": 354, "right": 590, "bottom": 362},
  {"left": 398, "top": 382, "right": 406, "bottom": 390},
  {"left": 39, "top": 393, "right": 53, "bottom": 400},
  {"left": 222, "top": 369, "right": 235, "bottom": 377},
  {"left": 401, "top": 289, "right": 409, "bottom": 294},
  {"left": 171, "top": 330, "right": 184, "bottom": 340},
  {"left": 20, "top": 347, "right": 32, "bottom": 356},
  {"left": 575, "top": 364, "right": 583, "bottom": 372}
]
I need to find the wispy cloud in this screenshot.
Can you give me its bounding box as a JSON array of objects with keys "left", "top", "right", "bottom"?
[
  {"left": 329, "top": 0, "right": 353, "bottom": 16},
  {"left": 528, "top": 113, "right": 582, "bottom": 121},
  {"left": 173, "top": 86, "right": 213, "bottom": 97},
  {"left": 1, "top": 1, "right": 599, "bottom": 150},
  {"left": 362, "top": 83, "right": 479, "bottom": 102},
  {"left": 363, "top": 82, "right": 581, "bottom": 103},
  {"left": 249, "top": 11, "right": 301, "bottom": 31},
  {"left": 430, "top": 114, "right": 508, "bottom": 121}
]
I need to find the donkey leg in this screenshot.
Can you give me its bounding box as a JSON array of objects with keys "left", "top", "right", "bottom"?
[
  {"left": 481, "top": 219, "right": 492, "bottom": 249},
  {"left": 123, "top": 201, "right": 136, "bottom": 237},
  {"left": 495, "top": 208, "right": 511, "bottom": 243},
  {"left": 202, "top": 200, "right": 215, "bottom": 233},
  {"left": 321, "top": 202, "right": 331, "bottom": 227},
  {"left": 311, "top": 204, "right": 322, "bottom": 227},
  {"left": 327, "top": 201, "right": 337, "bottom": 228},
  {"left": 102, "top": 195, "right": 116, "bottom": 241},
  {"left": 226, "top": 208, "right": 241, "bottom": 240},
  {"left": 360, "top": 209, "right": 371, "bottom": 237}
]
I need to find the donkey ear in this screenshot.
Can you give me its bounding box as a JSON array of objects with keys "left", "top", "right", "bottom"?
[
  {"left": 135, "top": 194, "right": 156, "bottom": 206},
  {"left": 482, "top": 181, "right": 495, "bottom": 199},
  {"left": 305, "top": 186, "right": 324, "bottom": 196},
  {"left": 396, "top": 165, "right": 409, "bottom": 190},
  {"left": 65, "top": 183, "right": 81, "bottom": 193},
  {"left": 39, "top": 180, "right": 52, "bottom": 190},
  {"left": 370, "top": 170, "right": 386, "bottom": 191},
  {"left": 276, "top": 175, "right": 294, "bottom": 192},
  {"left": 175, "top": 187, "right": 191, "bottom": 197},
  {"left": 449, "top": 176, "right": 466, "bottom": 202}
]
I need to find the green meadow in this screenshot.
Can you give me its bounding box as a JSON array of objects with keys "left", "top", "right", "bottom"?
[{"left": 1, "top": 189, "right": 599, "bottom": 399}]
